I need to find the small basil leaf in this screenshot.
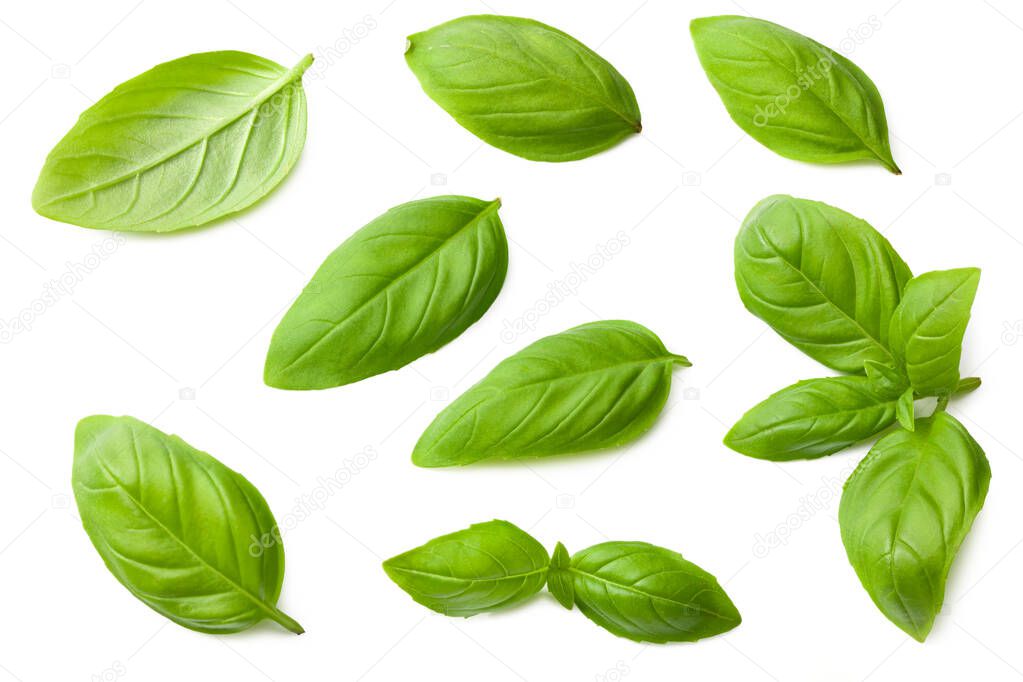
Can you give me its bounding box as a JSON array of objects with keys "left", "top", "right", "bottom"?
[
  {"left": 889, "top": 268, "right": 981, "bottom": 396},
  {"left": 547, "top": 541, "right": 574, "bottom": 609},
  {"left": 265, "top": 196, "right": 507, "bottom": 389},
  {"left": 412, "top": 320, "right": 688, "bottom": 467},
  {"left": 383, "top": 520, "right": 549, "bottom": 616},
  {"left": 864, "top": 360, "right": 909, "bottom": 396},
  {"left": 34, "top": 51, "right": 311, "bottom": 233},
  {"left": 735, "top": 195, "right": 911, "bottom": 373},
  {"left": 725, "top": 375, "right": 899, "bottom": 460},
  {"left": 72, "top": 415, "right": 303, "bottom": 634},
  {"left": 690, "top": 16, "right": 899, "bottom": 173},
  {"left": 839, "top": 412, "right": 990, "bottom": 641},
  {"left": 896, "top": 387, "right": 915, "bottom": 431},
  {"left": 954, "top": 377, "right": 982, "bottom": 396},
  {"left": 406, "top": 15, "right": 641, "bottom": 162},
  {"left": 568, "top": 541, "right": 741, "bottom": 643}
]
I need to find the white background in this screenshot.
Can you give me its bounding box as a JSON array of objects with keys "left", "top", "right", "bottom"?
[{"left": 1, "top": 0, "right": 1021, "bottom": 680}]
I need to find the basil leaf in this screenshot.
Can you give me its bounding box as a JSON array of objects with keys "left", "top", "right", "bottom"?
[
  {"left": 265, "top": 196, "right": 507, "bottom": 389},
  {"left": 33, "top": 51, "right": 311, "bottom": 233},
  {"left": 383, "top": 520, "right": 549, "bottom": 616},
  {"left": 954, "top": 377, "right": 982, "bottom": 396},
  {"left": 72, "top": 415, "right": 303, "bottom": 634},
  {"left": 839, "top": 412, "right": 990, "bottom": 641},
  {"left": 725, "top": 376, "right": 899, "bottom": 460},
  {"left": 896, "top": 388, "right": 915, "bottom": 431},
  {"left": 690, "top": 16, "right": 899, "bottom": 173},
  {"left": 888, "top": 268, "right": 981, "bottom": 396},
  {"left": 735, "top": 195, "right": 911, "bottom": 373},
  {"left": 547, "top": 541, "right": 574, "bottom": 609},
  {"left": 412, "top": 320, "right": 688, "bottom": 467},
  {"left": 567, "top": 541, "right": 741, "bottom": 643},
  {"left": 406, "top": 15, "right": 641, "bottom": 162}
]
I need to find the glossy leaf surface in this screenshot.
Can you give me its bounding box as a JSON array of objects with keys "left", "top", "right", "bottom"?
[
  {"left": 735, "top": 195, "right": 911, "bottom": 373},
  {"left": 567, "top": 541, "right": 741, "bottom": 643},
  {"left": 406, "top": 15, "right": 641, "bottom": 161},
  {"left": 383, "top": 520, "right": 549, "bottom": 617},
  {"left": 72, "top": 416, "right": 302, "bottom": 634},
  {"left": 889, "top": 268, "right": 980, "bottom": 396},
  {"left": 691, "top": 16, "right": 899, "bottom": 172},
  {"left": 725, "top": 375, "right": 899, "bottom": 460},
  {"left": 265, "top": 196, "right": 507, "bottom": 389},
  {"left": 34, "top": 51, "right": 311, "bottom": 232},
  {"left": 546, "top": 541, "right": 574, "bottom": 609},
  {"left": 839, "top": 412, "right": 990, "bottom": 641},
  {"left": 412, "top": 320, "right": 687, "bottom": 467}
]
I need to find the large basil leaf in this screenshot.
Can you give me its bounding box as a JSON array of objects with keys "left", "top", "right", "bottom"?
[
  {"left": 725, "top": 376, "right": 899, "bottom": 460},
  {"left": 839, "top": 412, "right": 990, "bottom": 641},
  {"left": 735, "top": 195, "right": 911, "bottom": 373},
  {"left": 690, "top": 16, "right": 899, "bottom": 173},
  {"left": 33, "top": 51, "right": 311, "bottom": 232},
  {"left": 412, "top": 320, "right": 688, "bottom": 467},
  {"left": 72, "top": 415, "right": 303, "bottom": 634},
  {"left": 406, "top": 15, "right": 641, "bottom": 162},
  {"left": 383, "top": 520, "right": 549, "bottom": 616},
  {"left": 265, "top": 196, "right": 507, "bottom": 389},
  {"left": 888, "top": 268, "right": 981, "bottom": 396},
  {"left": 562, "top": 541, "right": 741, "bottom": 643}
]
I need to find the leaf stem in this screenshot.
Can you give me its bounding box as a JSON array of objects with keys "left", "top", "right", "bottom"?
[{"left": 269, "top": 607, "right": 305, "bottom": 634}]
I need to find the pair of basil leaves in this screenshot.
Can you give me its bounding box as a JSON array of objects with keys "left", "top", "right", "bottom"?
[
  {"left": 726, "top": 195, "right": 989, "bottom": 641},
  {"left": 32, "top": 14, "right": 642, "bottom": 234},
  {"left": 410, "top": 14, "right": 899, "bottom": 170},
  {"left": 32, "top": 13, "right": 900, "bottom": 235},
  {"left": 72, "top": 415, "right": 302, "bottom": 634},
  {"left": 383, "top": 519, "right": 740, "bottom": 643},
  {"left": 264, "top": 194, "right": 689, "bottom": 466}
]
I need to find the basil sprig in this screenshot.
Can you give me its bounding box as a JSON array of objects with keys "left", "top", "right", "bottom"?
[
  {"left": 384, "top": 520, "right": 740, "bottom": 643},
  {"left": 727, "top": 195, "right": 988, "bottom": 640}
]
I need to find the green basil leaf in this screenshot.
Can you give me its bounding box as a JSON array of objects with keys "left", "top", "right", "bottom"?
[
  {"left": 567, "top": 541, "right": 741, "bottom": 643},
  {"left": 72, "top": 415, "right": 302, "bottom": 634},
  {"left": 725, "top": 375, "right": 899, "bottom": 460},
  {"left": 864, "top": 359, "right": 909, "bottom": 396},
  {"left": 954, "top": 376, "right": 982, "bottom": 396},
  {"left": 265, "top": 196, "right": 507, "bottom": 389},
  {"left": 33, "top": 51, "right": 311, "bottom": 233},
  {"left": 412, "top": 320, "right": 688, "bottom": 467},
  {"left": 735, "top": 195, "right": 911, "bottom": 373},
  {"left": 896, "top": 387, "right": 915, "bottom": 431},
  {"left": 406, "top": 15, "right": 641, "bottom": 161},
  {"left": 383, "top": 520, "right": 549, "bottom": 616},
  {"left": 690, "top": 16, "right": 899, "bottom": 173},
  {"left": 888, "top": 268, "right": 981, "bottom": 396},
  {"left": 839, "top": 412, "right": 990, "bottom": 641},
  {"left": 547, "top": 541, "right": 574, "bottom": 609}
]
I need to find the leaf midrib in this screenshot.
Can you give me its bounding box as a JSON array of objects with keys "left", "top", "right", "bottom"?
[
  {"left": 39, "top": 54, "right": 312, "bottom": 207},
  {"left": 386, "top": 564, "right": 549, "bottom": 583},
  {"left": 566, "top": 567, "right": 733, "bottom": 621}
]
